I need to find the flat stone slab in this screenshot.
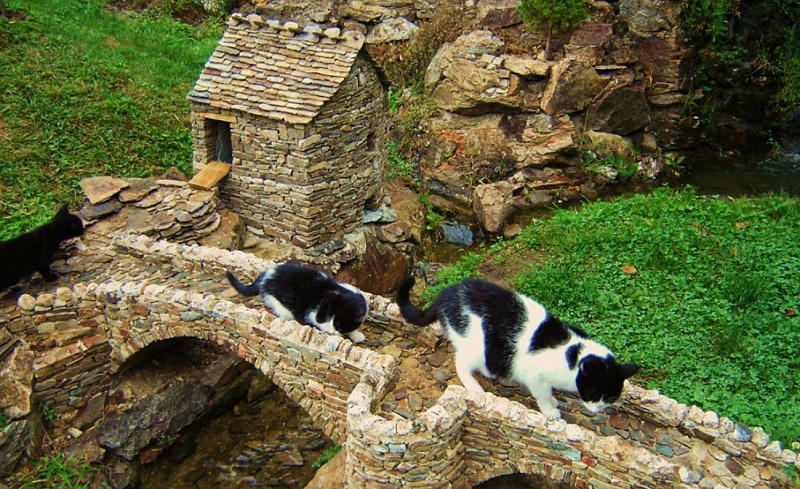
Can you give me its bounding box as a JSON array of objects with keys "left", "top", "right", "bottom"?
[
  {"left": 118, "top": 179, "right": 158, "bottom": 203},
  {"left": 80, "top": 176, "right": 130, "bottom": 205}
]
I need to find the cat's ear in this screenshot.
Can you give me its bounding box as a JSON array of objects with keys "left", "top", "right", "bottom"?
[
  {"left": 56, "top": 204, "right": 70, "bottom": 216},
  {"left": 621, "top": 362, "right": 640, "bottom": 379}
]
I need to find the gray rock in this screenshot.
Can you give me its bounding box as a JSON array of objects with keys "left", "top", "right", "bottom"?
[
  {"left": 440, "top": 223, "right": 474, "bottom": 246},
  {"left": 96, "top": 383, "right": 210, "bottom": 460},
  {"left": 80, "top": 199, "right": 123, "bottom": 221}
]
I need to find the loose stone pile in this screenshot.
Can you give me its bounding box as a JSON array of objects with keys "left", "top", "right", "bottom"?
[{"left": 79, "top": 175, "right": 220, "bottom": 243}]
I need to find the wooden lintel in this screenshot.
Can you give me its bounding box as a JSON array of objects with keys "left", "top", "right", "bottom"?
[
  {"left": 198, "top": 112, "right": 238, "bottom": 123},
  {"left": 188, "top": 161, "right": 232, "bottom": 190}
]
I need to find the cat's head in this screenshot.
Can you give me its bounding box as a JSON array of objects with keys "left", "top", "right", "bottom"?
[
  {"left": 326, "top": 290, "right": 368, "bottom": 334},
  {"left": 575, "top": 354, "right": 639, "bottom": 414},
  {"left": 53, "top": 204, "right": 85, "bottom": 240}
]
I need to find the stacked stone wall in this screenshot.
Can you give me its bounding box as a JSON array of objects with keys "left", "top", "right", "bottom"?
[{"left": 2, "top": 235, "right": 797, "bottom": 487}]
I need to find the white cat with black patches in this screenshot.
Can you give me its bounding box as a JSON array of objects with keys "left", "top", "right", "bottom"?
[
  {"left": 396, "top": 277, "right": 639, "bottom": 418},
  {"left": 226, "top": 264, "right": 368, "bottom": 343}
]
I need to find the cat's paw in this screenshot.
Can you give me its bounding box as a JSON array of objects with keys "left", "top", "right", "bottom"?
[
  {"left": 541, "top": 407, "right": 561, "bottom": 419},
  {"left": 348, "top": 330, "right": 366, "bottom": 344}
]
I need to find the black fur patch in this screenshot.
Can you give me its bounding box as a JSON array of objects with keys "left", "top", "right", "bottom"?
[
  {"left": 529, "top": 314, "right": 570, "bottom": 352},
  {"left": 0, "top": 204, "right": 84, "bottom": 291},
  {"left": 433, "top": 279, "right": 524, "bottom": 379},
  {"left": 226, "top": 264, "right": 367, "bottom": 335},
  {"left": 566, "top": 343, "right": 583, "bottom": 370}
]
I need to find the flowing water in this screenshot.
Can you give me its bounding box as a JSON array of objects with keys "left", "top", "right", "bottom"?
[{"left": 677, "top": 150, "right": 800, "bottom": 197}]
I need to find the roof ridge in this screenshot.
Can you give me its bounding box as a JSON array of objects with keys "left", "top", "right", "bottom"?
[{"left": 229, "top": 13, "right": 365, "bottom": 50}]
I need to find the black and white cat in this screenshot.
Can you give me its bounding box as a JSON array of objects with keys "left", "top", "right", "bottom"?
[
  {"left": 226, "top": 264, "right": 368, "bottom": 343},
  {"left": 396, "top": 276, "right": 639, "bottom": 418},
  {"left": 0, "top": 204, "right": 84, "bottom": 292}
]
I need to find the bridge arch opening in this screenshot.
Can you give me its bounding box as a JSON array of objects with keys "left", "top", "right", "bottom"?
[
  {"left": 103, "top": 336, "right": 335, "bottom": 487},
  {"left": 476, "top": 472, "right": 575, "bottom": 489}
]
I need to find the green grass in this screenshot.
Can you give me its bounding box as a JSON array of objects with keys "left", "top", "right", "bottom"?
[
  {"left": 17, "top": 453, "right": 96, "bottom": 489},
  {"left": 0, "top": 0, "right": 222, "bottom": 239},
  {"left": 433, "top": 186, "right": 800, "bottom": 445}
]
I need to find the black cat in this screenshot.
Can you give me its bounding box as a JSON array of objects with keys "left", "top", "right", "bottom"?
[
  {"left": 226, "top": 264, "right": 368, "bottom": 343},
  {"left": 0, "top": 204, "right": 84, "bottom": 291}
]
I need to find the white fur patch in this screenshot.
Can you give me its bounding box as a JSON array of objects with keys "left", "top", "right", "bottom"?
[
  {"left": 447, "top": 311, "right": 489, "bottom": 392},
  {"left": 262, "top": 294, "right": 294, "bottom": 321}
]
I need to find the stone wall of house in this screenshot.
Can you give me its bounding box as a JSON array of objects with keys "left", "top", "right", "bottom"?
[{"left": 1, "top": 234, "right": 797, "bottom": 486}]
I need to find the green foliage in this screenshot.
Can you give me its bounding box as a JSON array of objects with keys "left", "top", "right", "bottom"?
[
  {"left": 430, "top": 187, "right": 800, "bottom": 446},
  {"left": 374, "top": 7, "right": 466, "bottom": 94},
  {"left": 775, "top": 25, "right": 800, "bottom": 107},
  {"left": 0, "top": 0, "right": 220, "bottom": 240},
  {"left": 0, "top": 412, "right": 8, "bottom": 431},
  {"left": 311, "top": 444, "right": 342, "bottom": 469},
  {"left": 386, "top": 142, "right": 414, "bottom": 180},
  {"left": 581, "top": 150, "right": 639, "bottom": 182},
  {"left": 517, "top": 0, "right": 588, "bottom": 34},
  {"left": 19, "top": 454, "right": 96, "bottom": 489},
  {"left": 425, "top": 252, "right": 483, "bottom": 302},
  {"left": 682, "top": 0, "right": 800, "bottom": 115},
  {"left": 42, "top": 405, "right": 57, "bottom": 424},
  {"left": 387, "top": 88, "right": 403, "bottom": 115}
]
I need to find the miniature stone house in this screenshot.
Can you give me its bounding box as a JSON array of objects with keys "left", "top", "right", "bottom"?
[{"left": 188, "top": 13, "right": 387, "bottom": 248}]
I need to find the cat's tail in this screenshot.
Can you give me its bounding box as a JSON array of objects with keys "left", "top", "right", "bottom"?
[
  {"left": 396, "top": 276, "right": 439, "bottom": 326},
  {"left": 225, "top": 270, "right": 261, "bottom": 297}
]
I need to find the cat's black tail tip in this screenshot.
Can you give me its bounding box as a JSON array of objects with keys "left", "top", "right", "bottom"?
[{"left": 396, "top": 276, "right": 416, "bottom": 301}]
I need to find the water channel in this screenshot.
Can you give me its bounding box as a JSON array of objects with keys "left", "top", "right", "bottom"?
[{"left": 137, "top": 149, "right": 800, "bottom": 489}]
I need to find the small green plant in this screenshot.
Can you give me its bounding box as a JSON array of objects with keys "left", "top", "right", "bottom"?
[
  {"left": 312, "top": 444, "right": 342, "bottom": 469},
  {"left": 0, "top": 412, "right": 8, "bottom": 431},
  {"left": 387, "top": 88, "right": 403, "bottom": 115},
  {"left": 156, "top": 434, "right": 177, "bottom": 448},
  {"left": 19, "top": 453, "right": 96, "bottom": 489},
  {"left": 767, "top": 137, "right": 782, "bottom": 154},
  {"left": 42, "top": 405, "right": 57, "bottom": 424},
  {"left": 426, "top": 210, "right": 445, "bottom": 231},
  {"left": 663, "top": 152, "right": 686, "bottom": 169},
  {"left": 581, "top": 151, "right": 639, "bottom": 182},
  {"left": 517, "top": 0, "right": 588, "bottom": 60},
  {"left": 386, "top": 142, "right": 414, "bottom": 180}
]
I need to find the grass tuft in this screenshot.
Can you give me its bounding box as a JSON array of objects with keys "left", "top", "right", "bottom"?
[{"left": 0, "top": 0, "right": 221, "bottom": 239}]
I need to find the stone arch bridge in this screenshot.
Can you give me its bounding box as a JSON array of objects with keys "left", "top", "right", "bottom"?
[{"left": 1, "top": 232, "right": 797, "bottom": 488}]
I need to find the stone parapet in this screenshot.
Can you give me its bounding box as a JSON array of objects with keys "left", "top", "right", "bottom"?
[{"left": 1, "top": 234, "right": 796, "bottom": 487}]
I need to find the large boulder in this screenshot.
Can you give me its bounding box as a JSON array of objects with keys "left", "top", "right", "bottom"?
[
  {"left": 424, "top": 112, "right": 578, "bottom": 176},
  {"left": 541, "top": 58, "right": 607, "bottom": 115},
  {"left": 587, "top": 83, "right": 650, "bottom": 135},
  {"left": 426, "top": 30, "right": 542, "bottom": 113}
]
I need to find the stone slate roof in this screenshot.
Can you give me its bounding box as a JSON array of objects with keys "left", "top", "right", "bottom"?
[{"left": 188, "top": 14, "right": 366, "bottom": 125}]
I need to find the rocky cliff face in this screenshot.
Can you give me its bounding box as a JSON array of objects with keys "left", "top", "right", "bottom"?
[{"left": 243, "top": 0, "right": 694, "bottom": 232}]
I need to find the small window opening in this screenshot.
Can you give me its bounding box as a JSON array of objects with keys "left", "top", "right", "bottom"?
[{"left": 212, "top": 120, "right": 233, "bottom": 163}]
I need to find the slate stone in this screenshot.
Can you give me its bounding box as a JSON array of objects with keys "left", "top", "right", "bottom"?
[
  {"left": 80, "top": 199, "right": 123, "bottom": 221},
  {"left": 118, "top": 179, "right": 158, "bottom": 203},
  {"left": 80, "top": 176, "right": 130, "bottom": 205}
]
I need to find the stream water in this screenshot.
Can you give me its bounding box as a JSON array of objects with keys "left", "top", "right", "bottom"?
[{"left": 677, "top": 149, "right": 800, "bottom": 197}]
